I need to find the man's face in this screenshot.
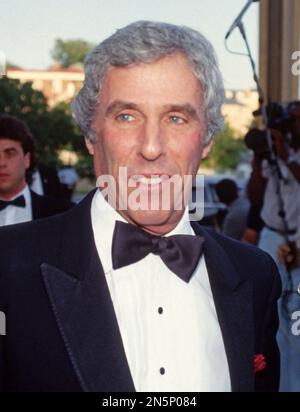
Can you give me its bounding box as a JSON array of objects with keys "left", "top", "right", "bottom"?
[
  {"left": 87, "top": 52, "right": 212, "bottom": 234},
  {"left": 0, "top": 138, "right": 30, "bottom": 199}
]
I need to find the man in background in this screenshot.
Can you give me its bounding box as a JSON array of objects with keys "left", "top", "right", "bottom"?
[
  {"left": 245, "top": 102, "right": 300, "bottom": 391},
  {"left": 215, "top": 178, "right": 250, "bottom": 241},
  {"left": 31, "top": 163, "right": 62, "bottom": 198},
  {"left": 58, "top": 164, "right": 79, "bottom": 201},
  {"left": 0, "top": 114, "right": 73, "bottom": 226}
]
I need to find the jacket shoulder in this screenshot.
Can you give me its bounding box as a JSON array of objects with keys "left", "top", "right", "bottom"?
[
  {"left": 199, "top": 225, "right": 281, "bottom": 290},
  {"left": 31, "top": 190, "right": 74, "bottom": 218},
  {"left": 0, "top": 213, "right": 65, "bottom": 275}
]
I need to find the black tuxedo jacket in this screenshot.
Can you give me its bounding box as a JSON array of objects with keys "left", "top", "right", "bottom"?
[
  {"left": 37, "top": 164, "right": 62, "bottom": 198},
  {"left": 30, "top": 190, "right": 74, "bottom": 220},
  {"left": 0, "top": 191, "right": 281, "bottom": 392}
]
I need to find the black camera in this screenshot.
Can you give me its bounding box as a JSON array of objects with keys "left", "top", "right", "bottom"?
[{"left": 244, "top": 101, "right": 300, "bottom": 159}]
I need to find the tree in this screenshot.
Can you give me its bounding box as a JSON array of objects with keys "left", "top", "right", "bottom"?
[
  {"left": 0, "top": 77, "right": 47, "bottom": 115},
  {"left": 0, "top": 77, "right": 91, "bottom": 173},
  {"left": 6, "top": 61, "right": 21, "bottom": 69},
  {"left": 202, "top": 123, "right": 247, "bottom": 171},
  {"left": 51, "top": 39, "right": 94, "bottom": 68},
  {"left": 47, "top": 102, "right": 94, "bottom": 177}
]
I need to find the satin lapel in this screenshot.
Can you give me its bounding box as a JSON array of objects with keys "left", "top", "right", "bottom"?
[
  {"left": 192, "top": 223, "right": 254, "bottom": 392},
  {"left": 41, "top": 191, "right": 135, "bottom": 392}
]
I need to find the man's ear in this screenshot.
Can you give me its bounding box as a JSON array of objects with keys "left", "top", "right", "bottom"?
[
  {"left": 24, "top": 152, "right": 31, "bottom": 170},
  {"left": 201, "top": 140, "right": 213, "bottom": 159},
  {"left": 85, "top": 137, "right": 94, "bottom": 155}
]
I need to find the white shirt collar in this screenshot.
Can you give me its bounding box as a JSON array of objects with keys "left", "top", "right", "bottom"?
[{"left": 91, "top": 189, "right": 194, "bottom": 275}]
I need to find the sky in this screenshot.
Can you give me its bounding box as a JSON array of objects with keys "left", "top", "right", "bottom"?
[{"left": 0, "top": 0, "right": 259, "bottom": 90}]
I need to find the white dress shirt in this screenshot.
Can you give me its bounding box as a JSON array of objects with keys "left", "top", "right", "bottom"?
[
  {"left": 91, "top": 190, "right": 231, "bottom": 392},
  {"left": 0, "top": 185, "right": 32, "bottom": 227},
  {"left": 31, "top": 170, "right": 44, "bottom": 195},
  {"left": 261, "top": 150, "right": 300, "bottom": 231}
]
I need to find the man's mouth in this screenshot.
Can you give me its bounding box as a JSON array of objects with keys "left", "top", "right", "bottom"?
[{"left": 129, "top": 174, "right": 171, "bottom": 187}]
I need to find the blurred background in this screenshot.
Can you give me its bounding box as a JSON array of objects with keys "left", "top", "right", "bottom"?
[
  {"left": 0, "top": 0, "right": 299, "bottom": 203},
  {"left": 2, "top": 0, "right": 300, "bottom": 391}
]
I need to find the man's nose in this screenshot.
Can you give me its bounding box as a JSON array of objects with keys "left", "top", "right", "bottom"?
[
  {"left": 0, "top": 154, "right": 7, "bottom": 168},
  {"left": 138, "top": 120, "right": 165, "bottom": 161}
]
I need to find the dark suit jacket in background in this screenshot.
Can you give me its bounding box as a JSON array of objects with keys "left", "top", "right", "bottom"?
[
  {"left": 37, "top": 164, "right": 62, "bottom": 199},
  {"left": 30, "top": 190, "right": 74, "bottom": 220},
  {"left": 0, "top": 191, "right": 281, "bottom": 392}
]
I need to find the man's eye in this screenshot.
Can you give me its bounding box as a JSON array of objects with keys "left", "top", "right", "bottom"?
[
  {"left": 169, "top": 115, "right": 186, "bottom": 125},
  {"left": 116, "top": 113, "right": 135, "bottom": 122},
  {"left": 6, "top": 150, "right": 17, "bottom": 158}
]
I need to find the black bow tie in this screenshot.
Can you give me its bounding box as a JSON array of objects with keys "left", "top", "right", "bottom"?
[
  {"left": 112, "top": 220, "right": 205, "bottom": 283},
  {"left": 0, "top": 195, "right": 26, "bottom": 211}
]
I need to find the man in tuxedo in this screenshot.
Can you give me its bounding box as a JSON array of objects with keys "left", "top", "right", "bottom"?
[
  {"left": 0, "top": 21, "right": 281, "bottom": 392},
  {"left": 0, "top": 114, "right": 73, "bottom": 227},
  {"left": 31, "top": 163, "right": 63, "bottom": 199}
]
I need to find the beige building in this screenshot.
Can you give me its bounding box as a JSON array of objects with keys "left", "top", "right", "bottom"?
[
  {"left": 7, "top": 66, "right": 84, "bottom": 107},
  {"left": 7, "top": 66, "right": 258, "bottom": 136},
  {"left": 222, "top": 89, "right": 259, "bottom": 137}
]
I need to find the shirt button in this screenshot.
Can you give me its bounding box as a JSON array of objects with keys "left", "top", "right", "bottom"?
[
  {"left": 158, "top": 307, "right": 163, "bottom": 314},
  {"left": 160, "top": 367, "right": 165, "bottom": 375}
]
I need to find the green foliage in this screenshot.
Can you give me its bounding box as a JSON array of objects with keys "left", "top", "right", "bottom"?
[
  {"left": 75, "top": 156, "right": 94, "bottom": 180},
  {"left": 0, "top": 77, "right": 92, "bottom": 176},
  {"left": 51, "top": 39, "right": 94, "bottom": 68},
  {"left": 6, "top": 61, "right": 21, "bottom": 69},
  {"left": 0, "top": 77, "right": 47, "bottom": 114},
  {"left": 202, "top": 123, "right": 247, "bottom": 171}
]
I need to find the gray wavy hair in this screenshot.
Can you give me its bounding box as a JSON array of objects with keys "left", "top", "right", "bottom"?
[{"left": 72, "top": 20, "right": 225, "bottom": 145}]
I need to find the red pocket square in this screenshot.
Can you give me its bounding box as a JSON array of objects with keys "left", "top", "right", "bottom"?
[{"left": 254, "top": 354, "right": 267, "bottom": 373}]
